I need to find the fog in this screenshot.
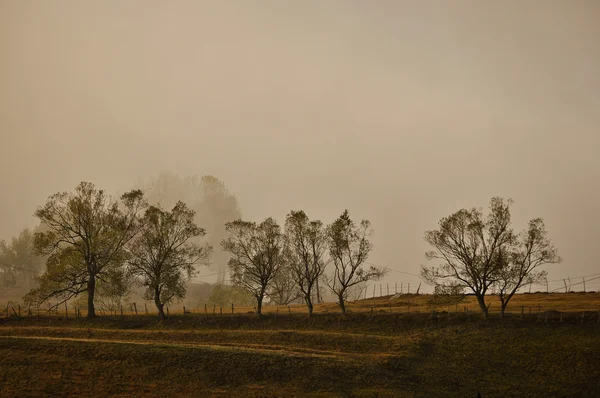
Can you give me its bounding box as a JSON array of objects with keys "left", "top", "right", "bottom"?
[{"left": 1, "top": 1, "right": 599, "bottom": 289}]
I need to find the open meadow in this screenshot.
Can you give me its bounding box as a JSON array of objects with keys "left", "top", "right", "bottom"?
[{"left": 1, "top": 292, "right": 599, "bottom": 397}]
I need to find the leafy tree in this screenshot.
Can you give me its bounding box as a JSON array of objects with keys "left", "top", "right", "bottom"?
[
  {"left": 284, "top": 210, "right": 328, "bottom": 316},
  {"left": 128, "top": 202, "right": 212, "bottom": 319},
  {"left": 27, "top": 182, "right": 146, "bottom": 317},
  {"left": 324, "top": 210, "right": 383, "bottom": 315},
  {"left": 422, "top": 197, "right": 560, "bottom": 318},
  {"left": 221, "top": 218, "right": 285, "bottom": 316}
]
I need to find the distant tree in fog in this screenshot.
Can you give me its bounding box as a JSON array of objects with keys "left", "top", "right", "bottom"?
[
  {"left": 140, "top": 171, "right": 241, "bottom": 283},
  {"left": 26, "top": 182, "right": 146, "bottom": 317},
  {"left": 283, "top": 210, "right": 329, "bottom": 316},
  {"left": 128, "top": 202, "right": 212, "bottom": 319},
  {"left": 324, "top": 210, "right": 383, "bottom": 315},
  {"left": 221, "top": 218, "right": 285, "bottom": 316},
  {"left": 0, "top": 228, "right": 45, "bottom": 289},
  {"left": 422, "top": 197, "right": 560, "bottom": 318}
]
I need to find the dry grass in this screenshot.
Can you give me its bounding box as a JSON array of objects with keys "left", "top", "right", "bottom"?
[{"left": 1, "top": 293, "right": 599, "bottom": 397}]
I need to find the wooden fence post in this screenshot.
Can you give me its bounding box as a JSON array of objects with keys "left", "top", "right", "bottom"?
[
  {"left": 64, "top": 302, "right": 68, "bottom": 319},
  {"left": 120, "top": 305, "right": 124, "bottom": 319},
  {"left": 18, "top": 304, "right": 21, "bottom": 317},
  {"left": 387, "top": 283, "right": 389, "bottom": 296},
  {"left": 231, "top": 303, "right": 234, "bottom": 316},
  {"left": 204, "top": 303, "right": 207, "bottom": 317},
  {"left": 416, "top": 282, "right": 421, "bottom": 295},
  {"left": 133, "top": 302, "right": 138, "bottom": 316},
  {"left": 183, "top": 306, "right": 186, "bottom": 315},
  {"left": 145, "top": 302, "right": 148, "bottom": 315},
  {"left": 372, "top": 284, "right": 376, "bottom": 298}
]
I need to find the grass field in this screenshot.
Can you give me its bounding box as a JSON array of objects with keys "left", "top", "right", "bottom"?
[{"left": 1, "top": 293, "right": 599, "bottom": 397}]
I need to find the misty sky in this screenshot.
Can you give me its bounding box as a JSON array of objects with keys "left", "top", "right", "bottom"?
[{"left": 1, "top": 1, "right": 599, "bottom": 289}]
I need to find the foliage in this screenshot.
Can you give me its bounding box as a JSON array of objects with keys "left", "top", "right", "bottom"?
[
  {"left": 27, "top": 182, "right": 146, "bottom": 317},
  {"left": 207, "top": 284, "right": 255, "bottom": 307},
  {"left": 426, "top": 283, "right": 466, "bottom": 310},
  {"left": 128, "top": 202, "right": 212, "bottom": 319},
  {"left": 221, "top": 218, "right": 286, "bottom": 316},
  {"left": 324, "top": 210, "right": 384, "bottom": 314},
  {"left": 422, "top": 197, "right": 560, "bottom": 318},
  {"left": 282, "top": 210, "right": 328, "bottom": 314}
]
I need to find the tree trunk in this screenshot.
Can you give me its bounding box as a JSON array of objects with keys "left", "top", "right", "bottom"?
[
  {"left": 155, "top": 289, "right": 165, "bottom": 320},
  {"left": 256, "top": 293, "right": 264, "bottom": 317},
  {"left": 338, "top": 294, "right": 346, "bottom": 316},
  {"left": 475, "top": 293, "right": 488, "bottom": 319},
  {"left": 306, "top": 295, "right": 313, "bottom": 317},
  {"left": 500, "top": 300, "right": 508, "bottom": 318},
  {"left": 87, "top": 273, "right": 96, "bottom": 317}
]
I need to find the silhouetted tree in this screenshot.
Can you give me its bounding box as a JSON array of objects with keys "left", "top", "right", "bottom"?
[
  {"left": 27, "top": 182, "right": 146, "bottom": 317},
  {"left": 324, "top": 210, "right": 383, "bottom": 315},
  {"left": 422, "top": 197, "right": 560, "bottom": 318},
  {"left": 128, "top": 202, "right": 211, "bottom": 319},
  {"left": 222, "top": 218, "right": 285, "bottom": 316},
  {"left": 284, "top": 210, "right": 328, "bottom": 316}
]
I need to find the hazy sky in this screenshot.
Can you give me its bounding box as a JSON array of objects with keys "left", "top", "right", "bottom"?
[{"left": 1, "top": 1, "right": 599, "bottom": 290}]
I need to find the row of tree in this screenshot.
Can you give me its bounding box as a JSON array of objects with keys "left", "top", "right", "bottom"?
[
  {"left": 23, "top": 182, "right": 384, "bottom": 318},
  {"left": 9, "top": 180, "right": 560, "bottom": 320}
]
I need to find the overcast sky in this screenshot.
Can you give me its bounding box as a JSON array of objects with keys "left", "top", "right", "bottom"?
[{"left": 1, "top": 1, "right": 599, "bottom": 290}]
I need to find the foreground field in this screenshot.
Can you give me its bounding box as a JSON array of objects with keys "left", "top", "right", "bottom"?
[
  {"left": 1, "top": 293, "right": 599, "bottom": 397},
  {"left": 1, "top": 307, "right": 600, "bottom": 397}
]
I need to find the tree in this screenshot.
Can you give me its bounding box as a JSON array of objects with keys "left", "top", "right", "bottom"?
[
  {"left": 284, "top": 210, "right": 328, "bottom": 316},
  {"left": 495, "top": 218, "right": 561, "bottom": 316},
  {"left": 140, "top": 172, "right": 241, "bottom": 283},
  {"left": 267, "top": 262, "right": 301, "bottom": 306},
  {"left": 324, "top": 210, "right": 383, "bottom": 315},
  {"left": 0, "top": 228, "right": 45, "bottom": 289},
  {"left": 128, "top": 202, "right": 212, "bottom": 319},
  {"left": 221, "top": 218, "right": 285, "bottom": 317},
  {"left": 28, "top": 182, "right": 146, "bottom": 317},
  {"left": 422, "top": 197, "right": 560, "bottom": 318}
]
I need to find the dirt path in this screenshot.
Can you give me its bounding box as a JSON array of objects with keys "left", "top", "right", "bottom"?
[{"left": 0, "top": 334, "right": 395, "bottom": 361}]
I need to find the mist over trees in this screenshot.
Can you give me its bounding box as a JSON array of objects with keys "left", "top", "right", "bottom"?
[
  {"left": 0, "top": 228, "right": 44, "bottom": 289},
  {"left": 138, "top": 171, "right": 241, "bottom": 284},
  {"left": 422, "top": 197, "right": 561, "bottom": 318}
]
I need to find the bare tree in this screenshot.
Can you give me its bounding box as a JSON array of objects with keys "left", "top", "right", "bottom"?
[
  {"left": 221, "top": 218, "right": 285, "bottom": 317},
  {"left": 284, "top": 210, "right": 329, "bottom": 316},
  {"left": 28, "top": 182, "right": 146, "bottom": 317},
  {"left": 324, "top": 210, "right": 383, "bottom": 315},
  {"left": 128, "top": 202, "right": 212, "bottom": 319},
  {"left": 495, "top": 218, "right": 561, "bottom": 316}
]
